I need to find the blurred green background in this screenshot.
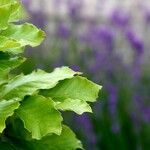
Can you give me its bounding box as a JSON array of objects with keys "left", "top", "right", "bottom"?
[{"left": 20, "top": 0, "right": 150, "bottom": 149}]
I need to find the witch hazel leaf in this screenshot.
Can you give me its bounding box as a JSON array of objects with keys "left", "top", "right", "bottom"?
[
  {"left": 1, "top": 23, "right": 45, "bottom": 48},
  {"left": 41, "top": 76, "right": 102, "bottom": 114},
  {"left": 16, "top": 95, "right": 63, "bottom": 140},
  {"left": 0, "top": 67, "right": 79, "bottom": 100},
  {"left": 0, "top": 99, "right": 20, "bottom": 133}
]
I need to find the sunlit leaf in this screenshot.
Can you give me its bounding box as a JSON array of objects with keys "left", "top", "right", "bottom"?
[
  {"left": 1, "top": 23, "right": 45, "bottom": 48},
  {"left": 56, "top": 98, "right": 92, "bottom": 115},
  {"left": 42, "top": 76, "right": 101, "bottom": 114},
  {"left": 16, "top": 95, "right": 62, "bottom": 139},
  {"left": 0, "top": 0, "right": 21, "bottom": 30},
  {"left": 0, "top": 67, "right": 78, "bottom": 100}
]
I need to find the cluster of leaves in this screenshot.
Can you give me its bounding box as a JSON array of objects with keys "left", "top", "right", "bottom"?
[{"left": 0, "top": 0, "right": 102, "bottom": 149}]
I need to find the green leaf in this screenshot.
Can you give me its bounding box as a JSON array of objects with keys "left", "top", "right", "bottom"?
[
  {"left": 0, "top": 36, "right": 21, "bottom": 52},
  {"left": 42, "top": 76, "right": 101, "bottom": 114},
  {"left": 16, "top": 95, "right": 63, "bottom": 140},
  {"left": 0, "top": 0, "right": 20, "bottom": 30},
  {"left": 0, "top": 71, "right": 8, "bottom": 86},
  {"left": 0, "top": 53, "right": 25, "bottom": 85},
  {"left": 12, "top": 125, "right": 83, "bottom": 150},
  {"left": 1, "top": 23, "right": 45, "bottom": 48},
  {"left": 31, "top": 125, "right": 83, "bottom": 150},
  {"left": 0, "top": 55, "right": 25, "bottom": 73},
  {"left": 42, "top": 76, "right": 101, "bottom": 102},
  {"left": 0, "top": 0, "right": 15, "bottom": 6},
  {"left": 0, "top": 3, "right": 13, "bottom": 30},
  {"left": 0, "top": 67, "right": 78, "bottom": 100},
  {"left": 4, "top": 117, "right": 32, "bottom": 141},
  {"left": 56, "top": 98, "right": 92, "bottom": 115},
  {"left": 0, "top": 99, "right": 20, "bottom": 133},
  {"left": 9, "top": 1, "right": 25, "bottom": 23}
]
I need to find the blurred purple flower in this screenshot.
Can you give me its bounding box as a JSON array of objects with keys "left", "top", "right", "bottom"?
[
  {"left": 126, "top": 30, "right": 144, "bottom": 55},
  {"left": 94, "top": 26, "right": 114, "bottom": 51},
  {"left": 133, "top": 95, "right": 143, "bottom": 111},
  {"left": 131, "top": 57, "right": 142, "bottom": 82},
  {"left": 67, "top": 0, "right": 83, "bottom": 20},
  {"left": 80, "top": 26, "right": 114, "bottom": 52},
  {"left": 79, "top": 25, "right": 115, "bottom": 76},
  {"left": 106, "top": 84, "right": 120, "bottom": 133},
  {"left": 22, "top": 0, "right": 30, "bottom": 7},
  {"left": 30, "top": 12, "right": 46, "bottom": 29},
  {"left": 57, "top": 23, "right": 70, "bottom": 39},
  {"left": 142, "top": 108, "right": 150, "bottom": 123},
  {"left": 76, "top": 114, "right": 97, "bottom": 145},
  {"left": 144, "top": 9, "right": 150, "bottom": 24},
  {"left": 133, "top": 95, "right": 150, "bottom": 123},
  {"left": 22, "top": 0, "right": 46, "bottom": 29},
  {"left": 126, "top": 30, "right": 144, "bottom": 82},
  {"left": 89, "top": 51, "right": 107, "bottom": 74},
  {"left": 107, "top": 84, "right": 118, "bottom": 116},
  {"left": 70, "top": 65, "right": 80, "bottom": 72},
  {"left": 110, "top": 9, "right": 130, "bottom": 28},
  {"left": 52, "top": 0, "right": 62, "bottom": 7}
]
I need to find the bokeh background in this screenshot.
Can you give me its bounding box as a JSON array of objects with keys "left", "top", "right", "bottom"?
[{"left": 21, "top": 0, "right": 150, "bottom": 149}]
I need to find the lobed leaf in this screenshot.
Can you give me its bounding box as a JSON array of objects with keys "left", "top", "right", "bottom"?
[
  {"left": 0, "top": 99, "right": 20, "bottom": 133},
  {"left": 0, "top": 55, "right": 25, "bottom": 73},
  {"left": 42, "top": 76, "right": 101, "bottom": 114},
  {"left": 0, "top": 67, "right": 78, "bottom": 100},
  {"left": 10, "top": 125, "right": 83, "bottom": 150},
  {"left": 42, "top": 76, "right": 101, "bottom": 102},
  {"left": 8, "top": 1, "right": 25, "bottom": 23},
  {"left": 0, "top": 0, "right": 21, "bottom": 30},
  {"left": 0, "top": 53, "right": 25, "bottom": 85},
  {"left": 56, "top": 98, "right": 92, "bottom": 115},
  {"left": 16, "top": 95, "right": 63, "bottom": 140},
  {"left": 1, "top": 23, "right": 45, "bottom": 50},
  {"left": 0, "top": 36, "right": 21, "bottom": 53}
]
